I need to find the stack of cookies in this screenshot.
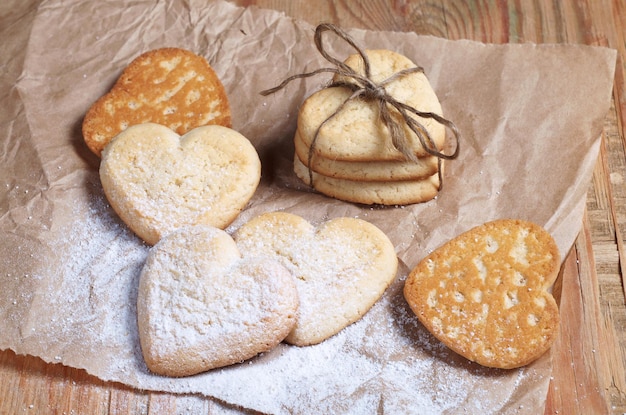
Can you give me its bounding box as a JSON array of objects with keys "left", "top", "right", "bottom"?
[{"left": 293, "top": 49, "right": 448, "bottom": 205}]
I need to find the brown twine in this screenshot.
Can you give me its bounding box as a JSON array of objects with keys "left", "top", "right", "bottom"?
[{"left": 260, "top": 23, "right": 460, "bottom": 190}]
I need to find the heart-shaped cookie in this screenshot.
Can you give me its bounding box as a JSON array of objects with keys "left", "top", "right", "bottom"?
[
  {"left": 297, "top": 50, "right": 445, "bottom": 162},
  {"left": 137, "top": 225, "right": 299, "bottom": 377},
  {"left": 100, "top": 123, "right": 261, "bottom": 245},
  {"left": 83, "top": 47, "right": 231, "bottom": 157},
  {"left": 234, "top": 212, "right": 398, "bottom": 346},
  {"left": 403, "top": 219, "right": 561, "bottom": 369}
]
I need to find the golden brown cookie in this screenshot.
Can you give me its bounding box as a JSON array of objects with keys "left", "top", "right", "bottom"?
[
  {"left": 83, "top": 47, "right": 231, "bottom": 157},
  {"left": 403, "top": 219, "right": 561, "bottom": 369}
]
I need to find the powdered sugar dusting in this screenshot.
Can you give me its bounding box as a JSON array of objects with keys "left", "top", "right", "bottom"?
[
  {"left": 189, "top": 271, "right": 534, "bottom": 414},
  {"left": 2, "top": 174, "right": 544, "bottom": 414},
  {"left": 12, "top": 178, "right": 149, "bottom": 375}
]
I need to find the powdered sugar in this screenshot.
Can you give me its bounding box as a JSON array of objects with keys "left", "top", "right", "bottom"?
[
  {"left": 191, "top": 272, "right": 534, "bottom": 414},
  {"left": 6, "top": 176, "right": 150, "bottom": 375},
  {"left": 5, "top": 178, "right": 539, "bottom": 414}
]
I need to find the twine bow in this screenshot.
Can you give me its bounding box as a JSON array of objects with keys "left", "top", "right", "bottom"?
[{"left": 261, "top": 23, "right": 460, "bottom": 189}]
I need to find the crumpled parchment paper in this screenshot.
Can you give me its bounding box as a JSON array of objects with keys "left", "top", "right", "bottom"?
[{"left": 0, "top": 1, "right": 617, "bottom": 414}]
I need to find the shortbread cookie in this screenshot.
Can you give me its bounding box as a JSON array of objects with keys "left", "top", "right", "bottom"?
[
  {"left": 294, "top": 129, "right": 439, "bottom": 181},
  {"left": 137, "top": 225, "right": 299, "bottom": 376},
  {"left": 403, "top": 219, "right": 561, "bottom": 369},
  {"left": 100, "top": 123, "right": 261, "bottom": 245},
  {"left": 294, "top": 156, "right": 440, "bottom": 205},
  {"left": 297, "top": 50, "right": 445, "bottom": 162},
  {"left": 83, "top": 47, "right": 231, "bottom": 157},
  {"left": 234, "top": 211, "right": 398, "bottom": 346}
]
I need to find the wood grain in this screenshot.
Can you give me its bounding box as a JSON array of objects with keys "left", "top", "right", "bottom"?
[
  {"left": 546, "top": 217, "right": 611, "bottom": 414},
  {"left": 1, "top": 0, "right": 625, "bottom": 414}
]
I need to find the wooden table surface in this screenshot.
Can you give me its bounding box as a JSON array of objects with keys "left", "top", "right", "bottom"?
[{"left": 2, "top": 0, "right": 625, "bottom": 414}]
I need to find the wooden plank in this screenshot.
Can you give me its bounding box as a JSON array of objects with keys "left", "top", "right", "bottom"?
[
  {"left": 0, "top": 350, "right": 25, "bottom": 414},
  {"left": 594, "top": 124, "right": 626, "bottom": 411},
  {"left": 545, "top": 216, "right": 611, "bottom": 414},
  {"left": 109, "top": 388, "right": 149, "bottom": 415}
]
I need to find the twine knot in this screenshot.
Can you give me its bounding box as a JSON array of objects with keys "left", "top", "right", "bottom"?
[{"left": 364, "top": 84, "right": 388, "bottom": 101}]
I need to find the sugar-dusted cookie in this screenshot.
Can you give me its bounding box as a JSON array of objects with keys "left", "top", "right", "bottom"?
[
  {"left": 294, "top": 155, "right": 440, "bottom": 205},
  {"left": 137, "top": 225, "right": 299, "bottom": 377},
  {"left": 297, "top": 50, "right": 445, "bottom": 162},
  {"left": 294, "top": 129, "right": 439, "bottom": 182},
  {"left": 234, "top": 211, "right": 398, "bottom": 346},
  {"left": 83, "top": 47, "right": 231, "bottom": 157},
  {"left": 100, "top": 123, "right": 260, "bottom": 245},
  {"left": 403, "top": 219, "right": 561, "bottom": 369}
]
